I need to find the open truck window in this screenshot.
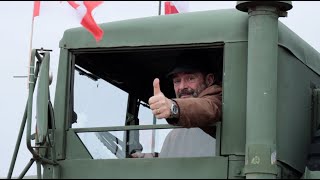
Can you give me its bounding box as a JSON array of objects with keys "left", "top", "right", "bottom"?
[{"left": 71, "top": 46, "right": 224, "bottom": 159}]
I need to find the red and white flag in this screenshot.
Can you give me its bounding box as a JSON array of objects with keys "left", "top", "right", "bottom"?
[
  {"left": 164, "top": 1, "right": 189, "bottom": 15},
  {"left": 33, "top": 1, "right": 104, "bottom": 42},
  {"left": 33, "top": 1, "right": 40, "bottom": 18}
]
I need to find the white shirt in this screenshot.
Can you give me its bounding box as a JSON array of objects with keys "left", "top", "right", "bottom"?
[{"left": 159, "top": 128, "right": 216, "bottom": 158}]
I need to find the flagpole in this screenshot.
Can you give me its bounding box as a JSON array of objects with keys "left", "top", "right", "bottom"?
[
  {"left": 27, "top": 1, "right": 39, "bottom": 90},
  {"left": 150, "top": 1, "right": 162, "bottom": 155},
  {"left": 27, "top": 17, "right": 35, "bottom": 90},
  {"left": 158, "top": 1, "right": 162, "bottom": 15}
]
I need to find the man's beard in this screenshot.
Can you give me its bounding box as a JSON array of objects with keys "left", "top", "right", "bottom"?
[{"left": 177, "top": 83, "right": 207, "bottom": 98}]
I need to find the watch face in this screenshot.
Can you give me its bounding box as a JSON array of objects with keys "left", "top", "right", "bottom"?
[
  {"left": 172, "top": 104, "right": 178, "bottom": 114},
  {"left": 170, "top": 101, "right": 179, "bottom": 118}
]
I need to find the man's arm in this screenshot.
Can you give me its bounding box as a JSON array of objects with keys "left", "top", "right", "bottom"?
[
  {"left": 167, "top": 85, "right": 222, "bottom": 128},
  {"left": 148, "top": 79, "right": 222, "bottom": 127}
]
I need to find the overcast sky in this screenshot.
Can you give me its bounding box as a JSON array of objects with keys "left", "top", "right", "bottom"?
[{"left": 1, "top": 1, "right": 320, "bottom": 178}]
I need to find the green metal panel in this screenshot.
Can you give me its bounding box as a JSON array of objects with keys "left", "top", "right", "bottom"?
[
  {"left": 221, "top": 43, "right": 320, "bottom": 173},
  {"left": 221, "top": 42, "right": 247, "bottom": 155},
  {"left": 278, "top": 21, "right": 320, "bottom": 78},
  {"left": 58, "top": 157, "right": 228, "bottom": 179},
  {"left": 53, "top": 49, "right": 72, "bottom": 160},
  {"left": 43, "top": 164, "right": 54, "bottom": 179},
  {"left": 220, "top": 36, "right": 320, "bottom": 175},
  {"left": 277, "top": 46, "right": 320, "bottom": 173},
  {"left": 65, "top": 129, "right": 92, "bottom": 160},
  {"left": 228, "top": 155, "right": 245, "bottom": 179}
]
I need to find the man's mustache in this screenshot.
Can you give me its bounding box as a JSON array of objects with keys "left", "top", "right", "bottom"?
[{"left": 178, "top": 88, "right": 195, "bottom": 98}]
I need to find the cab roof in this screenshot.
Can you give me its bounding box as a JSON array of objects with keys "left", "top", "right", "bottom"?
[{"left": 60, "top": 9, "right": 320, "bottom": 77}]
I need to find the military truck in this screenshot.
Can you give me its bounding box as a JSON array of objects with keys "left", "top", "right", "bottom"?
[{"left": 7, "top": 1, "right": 320, "bottom": 179}]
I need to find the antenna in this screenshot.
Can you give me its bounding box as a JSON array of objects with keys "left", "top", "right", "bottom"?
[{"left": 13, "top": 76, "right": 28, "bottom": 78}]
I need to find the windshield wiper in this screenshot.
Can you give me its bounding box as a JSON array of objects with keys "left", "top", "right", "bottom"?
[{"left": 75, "top": 66, "right": 99, "bottom": 81}]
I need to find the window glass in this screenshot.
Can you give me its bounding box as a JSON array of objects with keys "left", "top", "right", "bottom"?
[{"left": 73, "top": 66, "right": 128, "bottom": 128}]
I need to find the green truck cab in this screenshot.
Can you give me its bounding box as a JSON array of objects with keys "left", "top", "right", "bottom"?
[{"left": 7, "top": 1, "right": 320, "bottom": 179}]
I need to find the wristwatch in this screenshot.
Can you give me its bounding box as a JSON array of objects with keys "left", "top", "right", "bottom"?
[{"left": 169, "top": 100, "right": 179, "bottom": 119}]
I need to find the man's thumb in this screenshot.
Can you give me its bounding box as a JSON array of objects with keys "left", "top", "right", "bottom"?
[{"left": 153, "top": 78, "right": 161, "bottom": 95}]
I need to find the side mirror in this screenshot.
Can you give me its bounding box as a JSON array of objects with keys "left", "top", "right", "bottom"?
[{"left": 36, "top": 52, "right": 50, "bottom": 144}]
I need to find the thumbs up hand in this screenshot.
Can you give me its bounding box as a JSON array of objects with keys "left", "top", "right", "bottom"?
[
  {"left": 153, "top": 78, "right": 161, "bottom": 95},
  {"left": 149, "top": 78, "right": 173, "bottom": 119}
]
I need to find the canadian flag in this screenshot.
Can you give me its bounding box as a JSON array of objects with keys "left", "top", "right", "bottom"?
[
  {"left": 164, "top": 1, "right": 189, "bottom": 15},
  {"left": 33, "top": 1, "right": 104, "bottom": 42}
]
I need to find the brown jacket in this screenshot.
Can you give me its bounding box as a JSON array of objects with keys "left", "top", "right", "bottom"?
[{"left": 166, "top": 85, "right": 222, "bottom": 136}]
